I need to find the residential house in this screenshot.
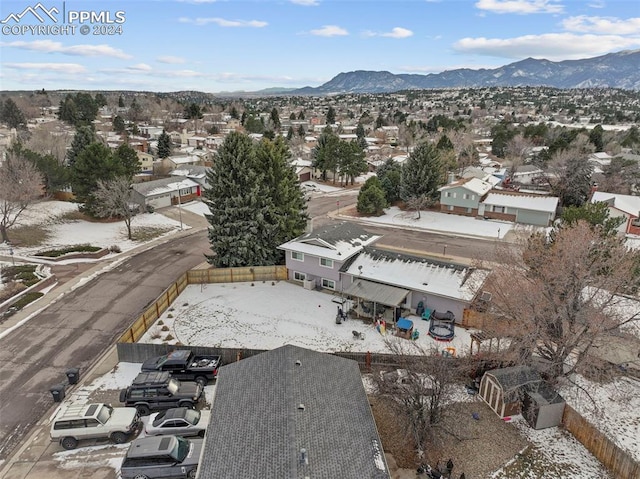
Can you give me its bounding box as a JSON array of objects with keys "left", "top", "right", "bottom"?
[
  {"left": 438, "top": 177, "right": 493, "bottom": 216},
  {"left": 131, "top": 177, "right": 201, "bottom": 210},
  {"left": 199, "top": 344, "right": 390, "bottom": 479},
  {"left": 511, "top": 165, "right": 545, "bottom": 185},
  {"left": 479, "top": 192, "right": 558, "bottom": 226},
  {"left": 590, "top": 191, "right": 640, "bottom": 235},
  {"left": 278, "top": 222, "right": 381, "bottom": 291},
  {"left": 291, "top": 158, "right": 313, "bottom": 182},
  {"left": 169, "top": 165, "right": 210, "bottom": 190},
  {"left": 279, "top": 224, "right": 490, "bottom": 323},
  {"left": 136, "top": 151, "right": 155, "bottom": 175},
  {"left": 341, "top": 248, "right": 491, "bottom": 322},
  {"left": 161, "top": 154, "right": 201, "bottom": 171}
]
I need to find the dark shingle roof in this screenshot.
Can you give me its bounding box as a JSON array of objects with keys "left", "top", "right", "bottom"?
[
  {"left": 299, "top": 221, "right": 376, "bottom": 248},
  {"left": 199, "top": 345, "right": 389, "bottom": 479}
]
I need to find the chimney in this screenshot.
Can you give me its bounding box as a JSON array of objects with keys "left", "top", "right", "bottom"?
[{"left": 448, "top": 172, "right": 456, "bottom": 184}]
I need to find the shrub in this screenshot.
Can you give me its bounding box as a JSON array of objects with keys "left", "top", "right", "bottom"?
[
  {"left": 164, "top": 334, "right": 174, "bottom": 341},
  {"left": 109, "top": 245, "right": 122, "bottom": 253},
  {"left": 36, "top": 244, "right": 102, "bottom": 257},
  {"left": 161, "top": 325, "right": 170, "bottom": 331}
]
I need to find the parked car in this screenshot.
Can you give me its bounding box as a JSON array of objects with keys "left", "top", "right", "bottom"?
[
  {"left": 120, "top": 435, "right": 203, "bottom": 479},
  {"left": 144, "top": 407, "right": 210, "bottom": 438},
  {"left": 50, "top": 403, "right": 140, "bottom": 450},
  {"left": 119, "top": 371, "right": 204, "bottom": 416}
]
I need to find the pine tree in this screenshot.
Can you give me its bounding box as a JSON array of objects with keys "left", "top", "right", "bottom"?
[
  {"left": 336, "top": 140, "right": 367, "bottom": 185},
  {"left": 326, "top": 106, "right": 336, "bottom": 125},
  {"left": 377, "top": 158, "right": 402, "bottom": 203},
  {"left": 0, "top": 98, "right": 26, "bottom": 129},
  {"left": 71, "top": 142, "right": 119, "bottom": 213},
  {"left": 357, "top": 177, "right": 387, "bottom": 215},
  {"left": 157, "top": 130, "right": 172, "bottom": 159},
  {"left": 255, "top": 136, "right": 308, "bottom": 263},
  {"left": 312, "top": 126, "right": 339, "bottom": 181},
  {"left": 113, "top": 143, "right": 141, "bottom": 178},
  {"left": 400, "top": 142, "right": 444, "bottom": 203},
  {"left": 67, "top": 126, "right": 97, "bottom": 166},
  {"left": 203, "top": 132, "right": 276, "bottom": 267}
]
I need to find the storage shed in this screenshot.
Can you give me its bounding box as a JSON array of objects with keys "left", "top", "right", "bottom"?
[
  {"left": 521, "top": 384, "right": 566, "bottom": 430},
  {"left": 479, "top": 365, "right": 543, "bottom": 418}
]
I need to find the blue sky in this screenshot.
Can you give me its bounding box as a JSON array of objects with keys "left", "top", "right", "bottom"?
[{"left": 1, "top": 0, "right": 639, "bottom": 93}]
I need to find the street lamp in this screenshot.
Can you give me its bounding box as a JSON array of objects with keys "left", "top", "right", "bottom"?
[{"left": 177, "top": 192, "right": 183, "bottom": 231}]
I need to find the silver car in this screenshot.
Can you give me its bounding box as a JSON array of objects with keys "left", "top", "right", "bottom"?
[
  {"left": 144, "top": 407, "right": 210, "bottom": 438},
  {"left": 120, "top": 435, "right": 203, "bottom": 479}
]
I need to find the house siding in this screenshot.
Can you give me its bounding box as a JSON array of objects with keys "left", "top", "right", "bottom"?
[
  {"left": 439, "top": 186, "right": 481, "bottom": 209},
  {"left": 285, "top": 252, "right": 344, "bottom": 287},
  {"left": 440, "top": 205, "right": 479, "bottom": 216},
  {"left": 516, "top": 209, "right": 552, "bottom": 227}
]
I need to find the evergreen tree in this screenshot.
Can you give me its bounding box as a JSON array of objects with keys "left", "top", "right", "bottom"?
[
  {"left": 297, "top": 110, "right": 305, "bottom": 120},
  {"left": 203, "top": 132, "right": 276, "bottom": 267},
  {"left": 113, "top": 115, "right": 126, "bottom": 134},
  {"left": 561, "top": 201, "right": 624, "bottom": 236},
  {"left": 297, "top": 125, "right": 305, "bottom": 137},
  {"left": 287, "top": 126, "right": 294, "bottom": 141},
  {"left": 357, "top": 176, "right": 387, "bottom": 216},
  {"left": 185, "top": 102, "right": 203, "bottom": 120},
  {"left": 67, "top": 126, "right": 97, "bottom": 166},
  {"left": 255, "top": 136, "right": 308, "bottom": 263},
  {"left": 244, "top": 115, "right": 264, "bottom": 134},
  {"left": 553, "top": 155, "right": 593, "bottom": 207},
  {"left": 58, "top": 93, "right": 98, "bottom": 127},
  {"left": 113, "top": 143, "right": 141, "bottom": 178},
  {"left": 436, "top": 134, "right": 454, "bottom": 151},
  {"left": 337, "top": 140, "right": 367, "bottom": 185},
  {"left": 312, "top": 126, "right": 339, "bottom": 181},
  {"left": 230, "top": 106, "right": 239, "bottom": 119},
  {"left": 157, "top": 130, "right": 172, "bottom": 159},
  {"left": 118, "top": 96, "right": 125, "bottom": 108},
  {"left": 94, "top": 93, "right": 107, "bottom": 107},
  {"left": 400, "top": 142, "right": 444, "bottom": 203},
  {"left": 0, "top": 98, "right": 26, "bottom": 129},
  {"left": 326, "top": 106, "right": 336, "bottom": 125},
  {"left": 269, "top": 108, "right": 281, "bottom": 130},
  {"left": 9, "top": 144, "right": 68, "bottom": 195},
  {"left": 589, "top": 124, "right": 604, "bottom": 152},
  {"left": 356, "top": 123, "right": 365, "bottom": 139},
  {"left": 71, "top": 142, "right": 119, "bottom": 213},
  {"left": 377, "top": 158, "right": 402, "bottom": 203}
]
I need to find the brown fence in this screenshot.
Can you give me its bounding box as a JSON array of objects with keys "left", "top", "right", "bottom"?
[
  {"left": 187, "top": 265, "right": 287, "bottom": 284},
  {"left": 562, "top": 405, "right": 640, "bottom": 479},
  {"left": 118, "top": 265, "right": 287, "bottom": 344}
]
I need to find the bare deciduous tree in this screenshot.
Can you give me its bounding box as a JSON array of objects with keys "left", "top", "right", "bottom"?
[
  {"left": 505, "top": 134, "right": 534, "bottom": 176},
  {"left": 478, "top": 221, "right": 640, "bottom": 380},
  {"left": 0, "top": 152, "right": 44, "bottom": 243},
  {"left": 373, "top": 340, "right": 458, "bottom": 460},
  {"left": 92, "top": 176, "right": 141, "bottom": 240}
]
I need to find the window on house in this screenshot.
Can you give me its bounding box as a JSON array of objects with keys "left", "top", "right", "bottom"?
[
  {"left": 493, "top": 206, "right": 504, "bottom": 213},
  {"left": 463, "top": 193, "right": 469, "bottom": 199},
  {"left": 452, "top": 192, "right": 457, "bottom": 198},
  {"left": 291, "top": 251, "right": 304, "bottom": 261},
  {"left": 319, "top": 257, "right": 333, "bottom": 268},
  {"left": 448, "top": 205, "right": 454, "bottom": 211},
  {"left": 445, "top": 191, "right": 452, "bottom": 198},
  {"left": 471, "top": 195, "right": 475, "bottom": 200},
  {"left": 321, "top": 278, "right": 336, "bottom": 290},
  {"left": 293, "top": 271, "right": 306, "bottom": 281}
]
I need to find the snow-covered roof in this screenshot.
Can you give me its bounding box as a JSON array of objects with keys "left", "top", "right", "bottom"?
[
  {"left": 439, "top": 177, "right": 493, "bottom": 196},
  {"left": 482, "top": 193, "right": 558, "bottom": 213},
  {"left": 278, "top": 222, "right": 381, "bottom": 262},
  {"left": 342, "top": 248, "right": 490, "bottom": 302},
  {"left": 591, "top": 191, "right": 640, "bottom": 217},
  {"left": 133, "top": 178, "right": 199, "bottom": 197},
  {"left": 168, "top": 155, "right": 200, "bottom": 165},
  {"left": 291, "top": 158, "right": 312, "bottom": 167}
]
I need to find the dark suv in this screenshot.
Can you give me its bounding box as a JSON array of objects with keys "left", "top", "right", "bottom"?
[
  {"left": 119, "top": 371, "right": 204, "bottom": 416},
  {"left": 120, "top": 435, "right": 203, "bottom": 479}
]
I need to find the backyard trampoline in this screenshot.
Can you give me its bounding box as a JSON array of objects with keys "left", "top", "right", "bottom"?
[{"left": 428, "top": 310, "right": 455, "bottom": 341}]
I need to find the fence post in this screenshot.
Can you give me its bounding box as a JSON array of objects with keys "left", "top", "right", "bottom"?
[
  {"left": 366, "top": 351, "right": 371, "bottom": 370},
  {"left": 129, "top": 328, "right": 135, "bottom": 343},
  {"left": 236, "top": 350, "right": 242, "bottom": 362}
]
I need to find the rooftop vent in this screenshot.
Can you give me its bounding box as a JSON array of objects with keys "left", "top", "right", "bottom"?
[
  {"left": 300, "top": 448, "right": 308, "bottom": 465},
  {"left": 298, "top": 403, "right": 305, "bottom": 410},
  {"left": 295, "top": 360, "right": 302, "bottom": 366}
]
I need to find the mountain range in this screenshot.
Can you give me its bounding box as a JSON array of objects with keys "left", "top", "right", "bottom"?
[{"left": 280, "top": 50, "right": 640, "bottom": 95}]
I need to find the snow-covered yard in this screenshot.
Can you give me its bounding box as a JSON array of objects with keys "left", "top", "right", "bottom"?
[{"left": 140, "top": 281, "right": 476, "bottom": 357}]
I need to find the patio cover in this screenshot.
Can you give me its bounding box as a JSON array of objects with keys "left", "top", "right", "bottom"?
[{"left": 344, "top": 279, "right": 409, "bottom": 306}]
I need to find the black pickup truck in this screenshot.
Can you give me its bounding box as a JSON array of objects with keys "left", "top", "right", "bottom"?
[{"left": 141, "top": 350, "right": 221, "bottom": 385}]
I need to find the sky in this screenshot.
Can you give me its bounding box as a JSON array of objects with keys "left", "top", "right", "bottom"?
[{"left": 0, "top": 0, "right": 639, "bottom": 93}]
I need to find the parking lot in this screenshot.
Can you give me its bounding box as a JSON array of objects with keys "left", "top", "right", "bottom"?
[{"left": 0, "top": 347, "right": 216, "bottom": 479}]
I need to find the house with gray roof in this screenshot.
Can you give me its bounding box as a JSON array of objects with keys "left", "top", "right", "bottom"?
[
  {"left": 131, "top": 177, "right": 201, "bottom": 209},
  {"left": 278, "top": 222, "right": 381, "bottom": 291},
  {"left": 198, "top": 344, "right": 390, "bottom": 479},
  {"left": 590, "top": 190, "right": 640, "bottom": 235}
]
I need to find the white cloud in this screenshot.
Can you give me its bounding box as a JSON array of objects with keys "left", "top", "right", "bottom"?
[
  {"left": 308, "top": 25, "right": 348, "bottom": 37},
  {"left": 290, "top": 0, "right": 319, "bottom": 5},
  {"left": 156, "top": 55, "right": 186, "bottom": 64},
  {"left": 0, "top": 39, "right": 132, "bottom": 59},
  {"left": 562, "top": 16, "right": 640, "bottom": 35},
  {"left": 128, "top": 63, "right": 153, "bottom": 72},
  {"left": 453, "top": 33, "right": 640, "bottom": 59},
  {"left": 4, "top": 62, "right": 87, "bottom": 74},
  {"left": 475, "top": 0, "right": 564, "bottom": 14},
  {"left": 381, "top": 27, "right": 414, "bottom": 38},
  {"left": 178, "top": 17, "right": 267, "bottom": 27}
]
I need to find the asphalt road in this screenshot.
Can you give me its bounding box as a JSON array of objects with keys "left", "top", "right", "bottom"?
[{"left": 0, "top": 230, "right": 210, "bottom": 462}]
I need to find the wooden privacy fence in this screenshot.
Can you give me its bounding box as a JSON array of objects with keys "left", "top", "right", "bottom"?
[
  {"left": 118, "top": 265, "right": 288, "bottom": 343},
  {"left": 187, "top": 265, "right": 287, "bottom": 284},
  {"left": 562, "top": 405, "right": 640, "bottom": 479}
]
